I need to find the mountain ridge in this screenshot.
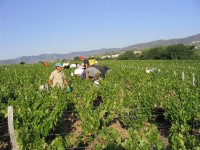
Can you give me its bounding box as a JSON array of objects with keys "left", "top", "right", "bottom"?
[{"left": 1, "top": 33, "right": 200, "bottom": 64}]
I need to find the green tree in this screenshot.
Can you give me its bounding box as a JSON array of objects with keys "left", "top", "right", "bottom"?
[
  {"left": 73, "top": 56, "right": 80, "bottom": 61},
  {"left": 118, "top": 50, "right": 136, "bottom": 60},
  {"left": 163, "top": 44, "right": 194, "bottom": 59},
  {"left": 146, "top": 47, "right": 165, "bottom": 59}
]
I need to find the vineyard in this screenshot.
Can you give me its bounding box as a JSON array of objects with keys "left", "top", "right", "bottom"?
[{"left": 0, "top": 60, "right": 200, "bottom": 150}]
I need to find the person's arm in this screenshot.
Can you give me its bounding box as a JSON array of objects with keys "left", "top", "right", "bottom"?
[
  {"left": 49, "top": 72, "right": 54, "bottom": 87},
  {"left": 48, "top": 79, "right": 53, "bottom": 87},
  {"left": 64, "top": 79, "right": 68, "bottom": 87},
  {"left": 86, "top": 71, "right": 89, "bottom": 80},
  {"left": 85, "top": 61, "right": 90, "bottom": 79},
  {"left": 64, "top": 79, "right": 71, "bottom": 92}
]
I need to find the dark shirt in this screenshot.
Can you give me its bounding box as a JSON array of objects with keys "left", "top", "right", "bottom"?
[
  {"left": 83, "top": 58, "right": 89, "bottom": 69},
  {"left": 102, "top": 66, "right": 111, "bottom": 73}
]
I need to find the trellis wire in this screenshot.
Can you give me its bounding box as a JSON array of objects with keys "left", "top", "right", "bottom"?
[
  {"left": 0, "top": 133, "right": 9, "bottom": 138},
  {"left": 48, "top": 125, "right": 199, "bottom": 137},
  {"left": 0, "top": 122, "right": 8, "bottom": 125}
]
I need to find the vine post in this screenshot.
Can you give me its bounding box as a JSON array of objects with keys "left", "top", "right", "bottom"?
[
  {"left": 8, "top": 106, "right": 19, "bottom": 150},
  {"left": 182, "top": 72, "right": 185, "bottom": 81},
  {"left": 192, "top": 73, "right": 195, "bottom": 86}
]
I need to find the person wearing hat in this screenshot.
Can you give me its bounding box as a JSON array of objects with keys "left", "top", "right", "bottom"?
[
  {"left": 79, "top": 56, "right": 89, "bottom": 69},
  {"left": 88, "top": 56, "right": 96, "bottom": 66},
  {"left": 48, "top": 63, "right": 69, "bottom": 89},
  {"left": 79, "top": 56, "right": 90, "bottom": 79}
]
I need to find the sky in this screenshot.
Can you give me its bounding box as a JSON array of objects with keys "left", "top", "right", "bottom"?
[{"left": 0, "top": 0, "right": 200, "bottom": 60}]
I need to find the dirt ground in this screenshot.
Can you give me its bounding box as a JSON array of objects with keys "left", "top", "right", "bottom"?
[{"left": 0, "top": 122, "right": 11, "bottom": 150}]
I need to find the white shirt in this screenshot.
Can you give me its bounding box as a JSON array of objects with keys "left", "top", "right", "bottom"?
[
  {"left": 74, "top": 68, "right": 84, "bottom": 76},
  {"left": 49, "top": 70, "right": 66, "bottom": 89}
]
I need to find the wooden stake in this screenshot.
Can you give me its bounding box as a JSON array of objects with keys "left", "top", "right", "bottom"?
[{"left": 8, "top": 106, "right": 19, "bottom": 150}]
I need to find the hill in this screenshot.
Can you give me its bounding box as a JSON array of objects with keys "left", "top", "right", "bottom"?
[
  {"left": 0, "top": 33, "right": 200, "bottom": 64},
  {"left": 121, "top": 33, "right": 200, "bottom": 51}
]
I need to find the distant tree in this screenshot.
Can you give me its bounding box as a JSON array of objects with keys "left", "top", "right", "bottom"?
[
  {"left": 163, "top": 44, "right": 194, "bottom": 59},
  {"left": 146, "top": 47, "right": 165, "bottom": 59},
  {"left": 61, "top": 58, "right": 68, "bottom": 62},
  {"left": 73, "top": 56, "right": 80, "bottom": 61},
  {"left": 140, "top": 50, "right": 149, "bottom": 59},
  {"left": 140, "top": 44, "right": 195, "bottom": 60},
  {"left": 118, "top": 50, "right": 136, "bottom": 60},
  {"left": 188, "top": 45, "right": 195, "bottom": 50},
  {"left": 19, "top": 61, "right": 25, "bottom": 64},
  {"left": 193, "top": 49, "right": 200, "bottom": 59}
]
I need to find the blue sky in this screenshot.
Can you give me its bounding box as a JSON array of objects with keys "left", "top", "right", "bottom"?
[{"left": 0, "top": 0, "right": 200, "bottom": 60}]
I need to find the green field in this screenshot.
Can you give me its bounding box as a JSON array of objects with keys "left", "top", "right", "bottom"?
[{"left": 0, "top": 60, "right": 200, "bottom": 149}]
